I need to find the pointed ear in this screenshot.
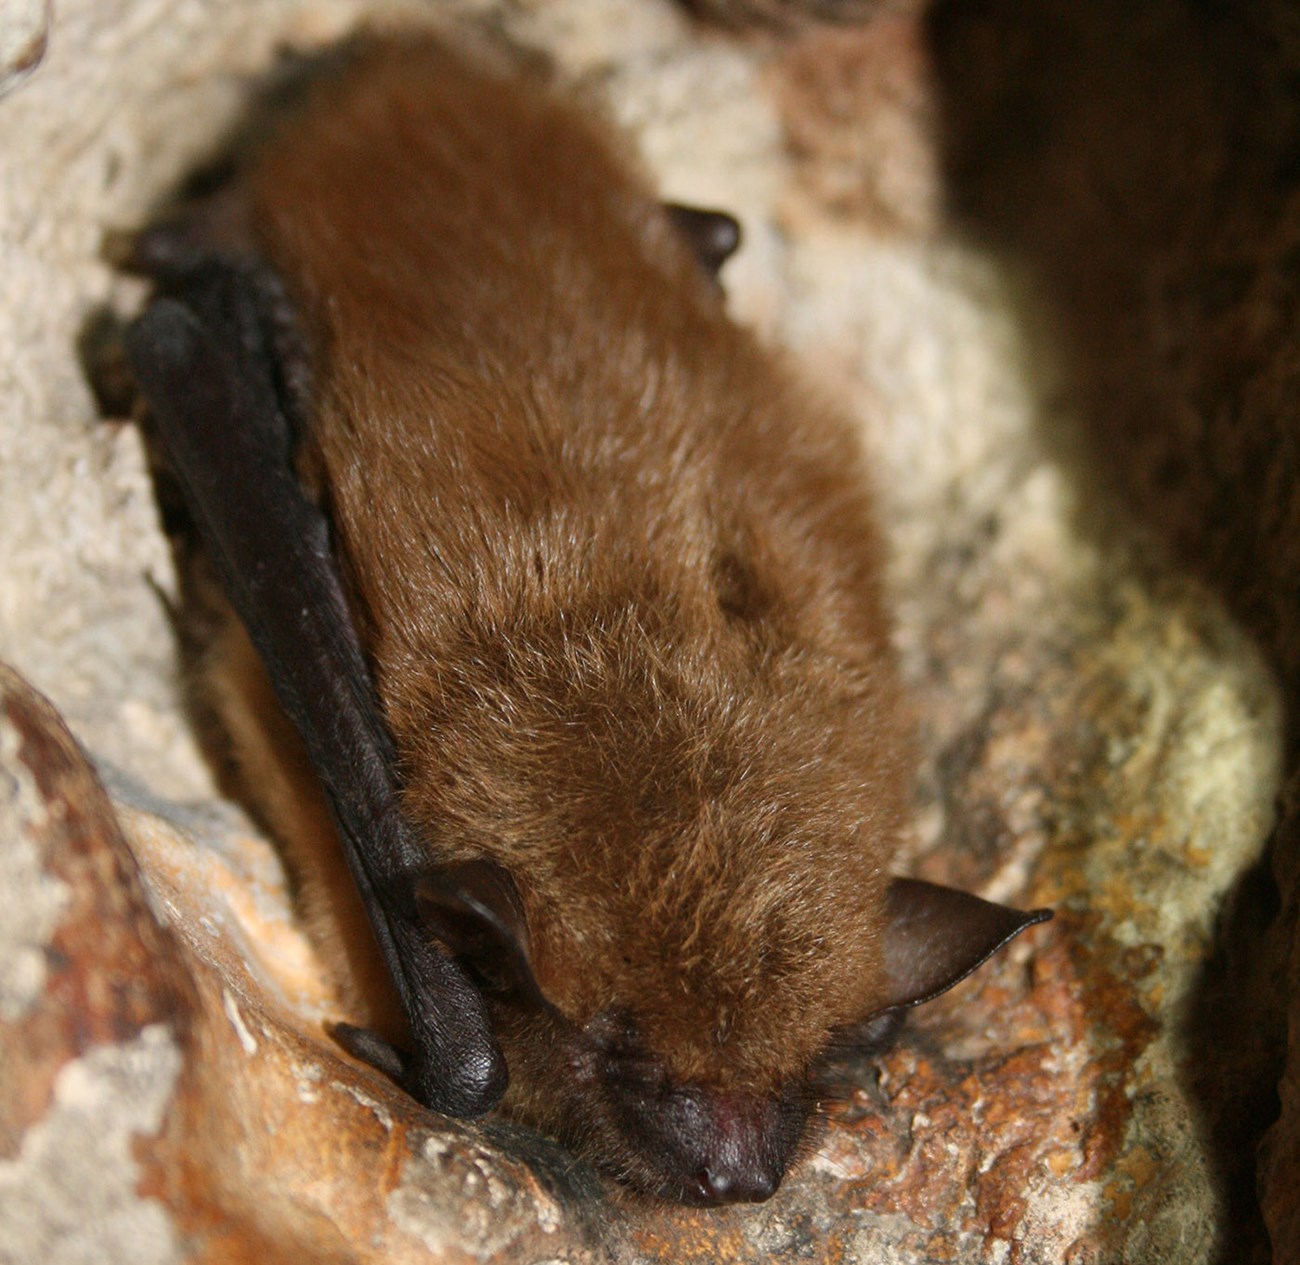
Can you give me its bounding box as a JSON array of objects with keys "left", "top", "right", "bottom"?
[
  {"left": 876, "top": 878, "right": 1052, "bottom": 1013},
  {"left": 415, "top": 860, "right": 550, "bottom": 1011}
]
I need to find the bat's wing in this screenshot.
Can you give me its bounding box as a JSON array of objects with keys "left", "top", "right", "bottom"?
[{"left": 124, "top": 260, "right": 506, "bottom": 1117}]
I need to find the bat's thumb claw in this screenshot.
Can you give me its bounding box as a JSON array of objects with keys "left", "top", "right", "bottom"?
[{"left": 329, "top": 1021, "right": 409, "bottom": 1082}]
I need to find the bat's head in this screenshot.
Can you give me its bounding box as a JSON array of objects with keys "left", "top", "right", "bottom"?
[
  {"left": 418, "top": 858, "right": 1047, "bottom": 1204},
  {"left": 404, "top": 612, "right": 1050, "bottom": 1203}
]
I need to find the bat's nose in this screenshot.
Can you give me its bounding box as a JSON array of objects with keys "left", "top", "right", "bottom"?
[
  {"left": 673, "top": 1087, "right": 787, "bottom": 1204},
  {"left": 603, "top": 1053, "right": 801, "bottom": 1203},
  {"left": 693, "top": 1159, "right": 780, "bottom": 1204}
]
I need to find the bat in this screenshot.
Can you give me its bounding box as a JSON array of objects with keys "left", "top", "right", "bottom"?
[{"left": 121, "top": 32, "right": 1050, "bottom": 1204}]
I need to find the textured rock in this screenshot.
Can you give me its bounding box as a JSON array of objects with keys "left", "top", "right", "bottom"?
[
  {"left": 1262, "top": 781, "right": 1300, "bottom": 1262},
  {"left": 0, "top": 664, "right": 190, "bottom": 1264},
  {"left": 0, "top": 665, "right": 611, "bottom": 1263},
  {"left": 916, "top": 1, "right": 1300, "bottom": 1257},
  {"left": 0, "top": 0, "right": 1293, "bottom": 1261},
  {"left": 775, "top": 18, "right": 941, "bottom": 234},
  {"left": 0, "top": 0, "right": 48, "bottom": 98}
]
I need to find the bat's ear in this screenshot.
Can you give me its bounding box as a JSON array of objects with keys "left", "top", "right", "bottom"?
[
  {"left": 415, "top": 861, "right": 550, "bottom": 1011},
  {"left": 871, "top": 877, "right": 1052, "bottom": 1016},
  {"left": 663, "top": 202, "right": 742, "bottom": 279}
]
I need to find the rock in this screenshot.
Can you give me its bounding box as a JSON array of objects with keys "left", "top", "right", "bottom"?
[
  {"left": 0, "top": 662, "right": 191, "bottom": 1264},
  {"left": 678, "top": 0, "right": 918, "bottom": 30},
  {"left": 0, "top": 0, "right": 49, "bottom": 98},
  {"left": 776, "top": 18, "right": 942, "bottom": 235},
  {"left": 919, "top": 0, "right": 1300, "bottom": 1256},
  {"left": 1259, "top": 781, "right": 1300, "bottom": 1265},
  {"left": 0, "top": 665, "right": 610, "bottom": 1262}
]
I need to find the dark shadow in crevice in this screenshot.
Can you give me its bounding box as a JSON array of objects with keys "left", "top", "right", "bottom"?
[{"left": 922, "top": 1, "right": 1300, "bottom": 1259}]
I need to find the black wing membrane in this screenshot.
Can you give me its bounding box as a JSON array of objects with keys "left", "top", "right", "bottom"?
[{"left": 124, "top": 263, "right": 506, "bottom": 1116}]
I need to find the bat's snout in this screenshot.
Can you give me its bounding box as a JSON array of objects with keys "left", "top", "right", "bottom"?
[
  {"left": 688, "top": 1156, "right": 781, "bottom": 1205},
  {"left": 607, "top": 1075, "right": 795, "bottom": 1204}
]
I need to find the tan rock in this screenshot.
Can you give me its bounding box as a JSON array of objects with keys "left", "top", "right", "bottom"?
[{"left": 0, "top": 0, "right": 48, "bottom": 98}]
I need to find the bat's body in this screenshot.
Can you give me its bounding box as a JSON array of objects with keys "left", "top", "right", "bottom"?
[{"left": 124, "top": 34, "right": 1048, "bottom": 1203}]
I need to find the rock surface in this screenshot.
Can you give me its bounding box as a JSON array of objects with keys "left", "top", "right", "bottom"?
[
  {"left": 0, "top": 0, "right": 48, "bottom": 98},
  {"left": 0, "top": 0, "right": 1294, "bottom": 1262},
  {"left": 916, "top": 1, "right": 1300, "bottom": 1258}
]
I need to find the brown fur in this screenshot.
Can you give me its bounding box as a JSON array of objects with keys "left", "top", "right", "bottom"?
[{"left": 206, "top": 34, "right": 910, "bottom": 1174}]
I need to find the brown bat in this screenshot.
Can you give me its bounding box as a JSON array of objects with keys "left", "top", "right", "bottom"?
[{"left": 121, "top": 32, "right": 1049, "bottom": 1205}]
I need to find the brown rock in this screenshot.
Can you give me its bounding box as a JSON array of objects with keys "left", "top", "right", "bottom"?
[
  {"left": 776, "top": 18, "right": 942, "bottom": 235},
  {"left": 1260, "top": 777, "right": 1300, "bottom": 1264},
  {"left": 0, "top": 662, "right": 613, "bottom": 1263}
]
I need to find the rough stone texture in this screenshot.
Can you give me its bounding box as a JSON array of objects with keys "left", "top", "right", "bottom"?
[
  {"left": 0, "top": 0, "right": 49, "bottom": 98},
  {"left": 912, "top": 1, "right": 1300, "bottom": 1258},
  {"left": 0, "top": 0, "right": 1294, "bottom": 1261},
  {"left": 0, "top": 665, "right": 190, "bottom": 1264}
]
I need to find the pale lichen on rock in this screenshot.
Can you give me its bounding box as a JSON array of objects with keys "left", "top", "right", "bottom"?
[
  {"left": 0, "top": 1027, "right": 185, "bottom": 1265},
  {"left": 0, "top": 718, "right": 70, "bottom": 1023}
]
